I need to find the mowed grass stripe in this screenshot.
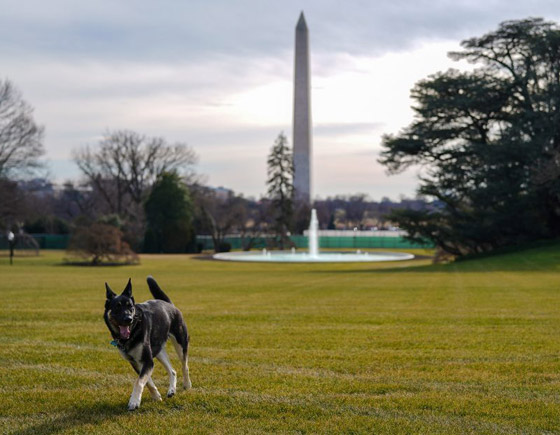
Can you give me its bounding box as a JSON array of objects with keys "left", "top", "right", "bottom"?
[{"left": 1, "top": 248, "right": 560, "bottom": 433}]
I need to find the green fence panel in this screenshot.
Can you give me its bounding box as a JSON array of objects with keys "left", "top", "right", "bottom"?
[
  {"left": 1, "top": 233, "right": 432, "bottom": 252},
  {"left": 0, "top": 234, "right": 71, "bottom": 250}
]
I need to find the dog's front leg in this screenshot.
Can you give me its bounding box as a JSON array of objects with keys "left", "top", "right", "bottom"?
[
  {"left": 146, "top": 376, "right": 162, "bottom": 401},
  {"left": 129, "top": 361, "right": 161, "bottom": 402},
  {"left": 128, "top": 350, "right": 154, "bottom": 411}
]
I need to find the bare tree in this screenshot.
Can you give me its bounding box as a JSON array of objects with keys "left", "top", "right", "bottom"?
[
  {"left": 192, "top": 185, "right": 248, "bottom": 252},
  {"left": 73, "top": 130, "right": 197, "bottom": 216},
  {"left": 345, "top": 194, "right": 368, "bottom": 229},
  {"left": 0, "top": 178, "right": 29, "bottom": 230},
  {"left": 0, "top": 79, "right": 44, "bottom": 178},
  {"left": 239, "top": 199, "right": 270, "bottom": 251},
  {"left": 53, "top": 181, "right": 97, "bottom": 221}
]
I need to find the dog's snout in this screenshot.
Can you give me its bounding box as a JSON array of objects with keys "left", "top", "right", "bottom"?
[{"left": 123, "top": 315, "right": 133, "bottom": 324}]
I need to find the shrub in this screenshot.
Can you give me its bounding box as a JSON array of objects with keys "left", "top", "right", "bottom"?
[{"left": 66, "top": 222, "right": 139, "bottom": 265}]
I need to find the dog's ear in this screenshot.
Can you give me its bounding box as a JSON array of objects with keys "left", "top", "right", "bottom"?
[
  {"left": 105, "top": 283, "right": 116, "bottom": 300},
  {"left": 122, "top": 278, "right": 132, "bottom": 298}
]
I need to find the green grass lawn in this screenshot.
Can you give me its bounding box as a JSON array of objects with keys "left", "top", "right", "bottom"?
[{"left": 1, "top": 246, "right": 560, "bottom": 434}]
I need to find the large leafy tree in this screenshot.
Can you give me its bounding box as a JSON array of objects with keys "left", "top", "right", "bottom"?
[
  {"left": 267, "top": 132, "right": 294, "bottom": 249},
  {"left": 379, "top": 18, "right": 560, "bottom": 256}
]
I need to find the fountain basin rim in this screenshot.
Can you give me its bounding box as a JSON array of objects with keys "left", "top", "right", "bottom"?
[{"left": 213, "top": 250, "right": 415, "bottom": 263}]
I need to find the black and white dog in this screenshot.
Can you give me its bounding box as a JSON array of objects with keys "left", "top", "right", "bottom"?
[{"left": 104, "top": 276, "right": 192, "bottom": 410}]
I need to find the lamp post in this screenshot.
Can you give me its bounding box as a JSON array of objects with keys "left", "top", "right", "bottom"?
[{"left": 7, "top": 230, "right": 15, "bottom": 265}]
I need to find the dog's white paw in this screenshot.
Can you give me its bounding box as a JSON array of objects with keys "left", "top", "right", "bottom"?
[
  {"left": 128, "top": 397, "right": 141, "bottom": 411},
  {"left": 183, "top": 379, "right": 192, "bottom": 390},
  {"left": 151, "top": 391, "right": 162, "bottom": 401},
  {"left": 167, "top": 387, "right": 176, "bottom": 398}
]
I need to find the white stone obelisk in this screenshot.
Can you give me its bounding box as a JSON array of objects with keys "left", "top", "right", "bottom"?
[{"left": 293, "top": 11, "right": 312, "bottom": 204}]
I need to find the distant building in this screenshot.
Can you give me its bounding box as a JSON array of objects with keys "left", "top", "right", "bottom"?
[
  {"left": 212, "top": 186, "right": 234, "bottom": 200},
  {"left": 17, "top": 178, "right": 54, "bottom": 198}
]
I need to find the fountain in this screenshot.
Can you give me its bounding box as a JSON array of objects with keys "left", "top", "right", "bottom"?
[
  {"left": 213, "top": 209, "right": 414, "bottom": 263},
  {"left": 308, "top": 208, "right": 319, "bottom": 258}
]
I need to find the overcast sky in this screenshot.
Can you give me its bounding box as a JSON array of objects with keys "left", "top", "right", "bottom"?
[{"left": 2, "top": 0, "right": 559, "bottom": 200}]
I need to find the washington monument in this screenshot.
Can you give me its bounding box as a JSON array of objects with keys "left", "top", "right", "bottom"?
[{"left": 293, "top": 12, "right": 312, "bottom": 204}]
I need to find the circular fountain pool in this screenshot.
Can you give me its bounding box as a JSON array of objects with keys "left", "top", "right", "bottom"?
[
  {"left": 213, "top": 250, "right": 414, "bottom": 263},
  {"left": 212, "top": 209, "right": 415, "bottom": 263}
]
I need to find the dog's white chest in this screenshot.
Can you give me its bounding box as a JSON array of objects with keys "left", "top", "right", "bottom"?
[{"left": 119, "top": 343, "right": 143, "bottom": 363}]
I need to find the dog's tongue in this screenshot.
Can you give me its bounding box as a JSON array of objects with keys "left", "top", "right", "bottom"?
[{"left": 119, "top": 325, "right": 131, "bottom": 339}]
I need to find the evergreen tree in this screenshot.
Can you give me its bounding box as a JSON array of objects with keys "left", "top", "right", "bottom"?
[
  {"left": 266, "top": 132, "right": 294, "bottom": 249},
  {"left": 379, "top": 18, "right": 560, "bottom": 256},
  {"left": 144, "top": 172, "right": 194, "bottom": 253}
]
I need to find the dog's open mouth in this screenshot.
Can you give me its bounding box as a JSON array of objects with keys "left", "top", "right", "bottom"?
[{"left": 119, "top": 325, "right": 131, "bottom": 339}]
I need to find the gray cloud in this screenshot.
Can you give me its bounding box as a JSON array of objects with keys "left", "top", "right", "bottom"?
[
  {"left": 314, "top": 122, "right": 384, "bottom": 136},
  {"left": 2, "top": 0, "right": 560, "bottom": 199},
  {"left": 2, "top": 0, "right": 559, "bottom": 62}
]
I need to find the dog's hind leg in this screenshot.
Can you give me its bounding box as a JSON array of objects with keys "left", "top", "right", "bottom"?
[
  {"left": 170, "top": 334, "right": 192, "bottom": 390},
  {"left": 155, "top": 347, "right": 177, "bottom": 397}
]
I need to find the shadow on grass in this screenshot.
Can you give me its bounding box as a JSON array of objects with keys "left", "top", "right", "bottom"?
[
  {"left": 306, "top": 262, "right": 446, "bottom": 275},
  {"left": 12, "top": 401, "right": 127, "bottom": 435},
  {"left": 0, "top": 252, "right": 40, "bottom": 258},
  {"left": 309, "top": 258, "right": 557, "bottom": 274},
  {"left": 57, "top": 261, "right": 139, "bottom": 267},
  {"left": 304, "top": 240, "right": 560, "bottom": 274},
  {"left": 192, "top": 254, "right": 218, "bottom": 261}
]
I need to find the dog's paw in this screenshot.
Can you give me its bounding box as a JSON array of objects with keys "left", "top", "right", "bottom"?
[
  {"left": 151, "top": 391, "right": 162, "bottom": 401},
  {"left": 167, "top": 387, "right": 176, "bottom": 398},
  {"left": 128, "top": 397, "right": 141, "bottom": 411},
  {"left": 183, "top": 379, "right": 192, "bottom": 390}
]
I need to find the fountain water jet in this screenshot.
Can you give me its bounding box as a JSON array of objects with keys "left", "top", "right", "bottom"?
[
  {"left": 308, "top": 208, "right": 319, "bottom": 257},
  {"left": 213, "top": 209, "right": 414, "bottom": 263}
]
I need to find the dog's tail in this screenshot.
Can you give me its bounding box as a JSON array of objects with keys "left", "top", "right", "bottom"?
[{"left": 147, "top": 276, "right": 173, "bottom": 304}]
